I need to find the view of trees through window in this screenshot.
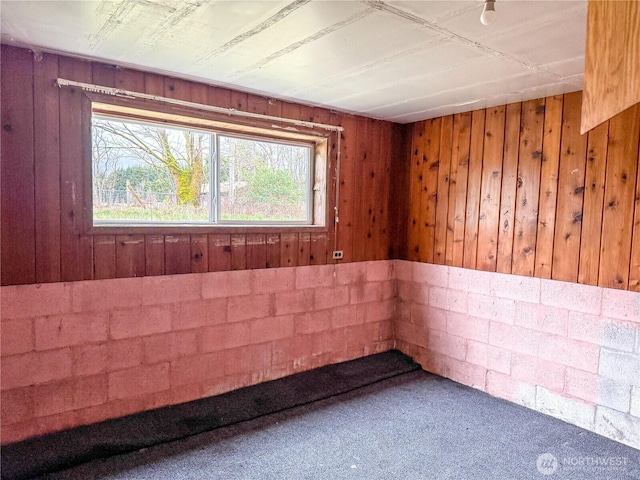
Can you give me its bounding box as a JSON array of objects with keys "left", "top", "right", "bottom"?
[{"left": 92, "top": 116, "right": 311, "bottom": 224}]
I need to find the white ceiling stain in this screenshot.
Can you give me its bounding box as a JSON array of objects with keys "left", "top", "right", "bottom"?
[{"left": 0, "top": 0, "right": 587, "bottom": 123}]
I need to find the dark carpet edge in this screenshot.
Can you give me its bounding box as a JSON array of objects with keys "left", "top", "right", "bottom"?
[{"left": 1, "top": 350, "right": 420, "bottom": 480}]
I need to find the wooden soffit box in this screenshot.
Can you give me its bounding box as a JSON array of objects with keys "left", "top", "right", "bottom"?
[{"left": 581, "top": 0, "right": 640, "bottom": 134}]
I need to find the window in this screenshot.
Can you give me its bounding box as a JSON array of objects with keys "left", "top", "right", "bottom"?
[{"left": 91, "top": 109, "right": 320, "bottom": 227}]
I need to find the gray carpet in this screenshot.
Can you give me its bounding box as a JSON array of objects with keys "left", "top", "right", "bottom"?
[{"left": 39, "top": 370, "right": 640, "bottom": 480}]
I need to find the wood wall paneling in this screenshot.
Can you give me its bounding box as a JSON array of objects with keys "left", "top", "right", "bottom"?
[
  {"left": 463, "top": 110, "right": 485, "bottom": 270},
  {"left": 449, "top": 113, "right": 472, "bottom": 268},
  {"left": 408, "top": 122, "right": 425, "bottom": 261},
  {"left": 434, "top": 115, "right": 453, "bottom": 265},
  {"left": 418, "top": 118, "right": 441, "bottom": 264}
]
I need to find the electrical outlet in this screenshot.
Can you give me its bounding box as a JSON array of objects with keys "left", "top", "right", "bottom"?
[{"left": 332, "top": 250, "right": 344, "bottom": 259}]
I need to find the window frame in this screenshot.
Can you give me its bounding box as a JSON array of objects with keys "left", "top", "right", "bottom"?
[{"left": 83, "top": 93, "right": 332, "bottom": 235}]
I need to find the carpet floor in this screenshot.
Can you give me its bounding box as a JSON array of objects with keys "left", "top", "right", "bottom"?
[{"left": 6, "top": 351, "right": 640, "bottom": 479}]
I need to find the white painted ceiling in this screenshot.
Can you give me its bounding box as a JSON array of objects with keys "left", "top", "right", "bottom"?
[{"left": 0, "top": 0, "right": 586, "bottom": 123}]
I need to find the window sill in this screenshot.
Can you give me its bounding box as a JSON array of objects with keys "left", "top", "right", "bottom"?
[{"left": 86, "top": 224, "right": 329, "bottom": 235}]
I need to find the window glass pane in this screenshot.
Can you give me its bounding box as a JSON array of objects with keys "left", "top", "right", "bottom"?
[
  {"left": 92, "top": 117, "right": 210, "bottom": 223},
  {"left": 219, "top": 135, "right": 310, "bottom": 222}
]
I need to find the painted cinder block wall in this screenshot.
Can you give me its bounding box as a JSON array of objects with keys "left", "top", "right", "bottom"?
[
  {"left": 0, "top": 262, "right": 395, "bottom": 443},
  {"left": 394, "top": 260, "right": 640, "bottom": 450}
]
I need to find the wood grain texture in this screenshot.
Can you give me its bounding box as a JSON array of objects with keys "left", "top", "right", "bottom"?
[
  {"left": 247, "top": 233, "right": 267, "bottom": 269},
  {"left": 496, "top": 103, "right": 521, "bottom": 274},
  {"left": 598, "top": 105, "right": 640, "bottom": 289},
  {"left": 280, "top": 233, "right": 299, "bottom": 268},
  {"left": 434, "top": 115, "right": 453, "bottom": 265},
  {"left": 407, "top": 122, "right": 425, "bottom": 261},
  {"left": 582, "top": 0, "right": 640, "bottom": 133},
  {"left": 190, "top": 234, "right": 209, "bottom": 273},
  {"left": 578, "top": 121, "right": 609, "bottom": 285},
  {"left": 629, "top": 140, "right": 640, "bottom": 292},
  {"left": 93, "top": 235, "right": 116, "bottom": 280},
  {"left": 208, "top": 234, "right": 232, "bottom": 272},
  {"left": 553, "top": 92, "right": 587, "bottom": 283},
  {"left": 449, "top": 113, "right": 472, "bottom": 268},
  {"left": 535, "top": 95, "right": 563, "bottom": 279},
  {"left": 418, "top": 118, "right": 441, "bottom": 264},
  {"left": 463, "top": 110, "right": 485, "bottom": 269},
  {"left": 116, "top": 234, "right": 145, "bottom": 277},
  {"left": 477, "top": 106, "right": 505, "bottom": 272}
]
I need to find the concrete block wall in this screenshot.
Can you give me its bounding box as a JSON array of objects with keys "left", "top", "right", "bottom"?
[
  {"left": 0, "top": 262, "right": 395, "bottom": 444},
  {"left": 394, "top": 260, "right": 640, "bottom": 450}
]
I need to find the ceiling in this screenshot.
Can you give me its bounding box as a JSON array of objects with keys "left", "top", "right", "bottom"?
[{"left": 0, "top": 0, "right": 587, "bottom": 124}]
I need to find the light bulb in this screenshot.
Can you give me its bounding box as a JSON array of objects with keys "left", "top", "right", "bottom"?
[{"left": 481, "top": 0, "right": 496, "bottom": 26}]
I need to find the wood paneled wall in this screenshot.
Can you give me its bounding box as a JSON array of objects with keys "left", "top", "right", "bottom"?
[
  {"left": 1, "top": 46, "right": 398, "bottom": 285},
  {"left": 407, "top": 91, "right": 640, "bottom": 292}
]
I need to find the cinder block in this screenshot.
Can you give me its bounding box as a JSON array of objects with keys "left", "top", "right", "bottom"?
[
  {"left": 349, "top": 282, "right": 383, "bottom": 305},
  {"left": 1, "top": 319, "right": 33, "bottom": 357},
  {"left": 599, "top": 349, "right": 640, "bottom": 383},
  {"left": 335, "top": 262, "right": 367, "bottom": 285},
  {"left": 515, "top": 302, "right": 568, "bottom": 336},
  {"left": 511, "top": 353, "right": 565, "bottom": 393},
  {"left": 486, "top": 370, "right": 536, "bottom": 409},
  {"left": 381, "top": 280, "right": 396, "bottom": 300},
  {"left": 412, "top": 282, "right": 429, "bottom": 306},
  {"left": 396, "top": 280, "right": 414, "bottom": 302},
  {"left": 413, "top": 262, "right": 448, "bottom": 288},
  {"left": 172, "top": 298, "right": 226, "bottom": 331},
  {"left": 293, "top": 311, "right": 332, "bottom": 335},
  {"left": 202, "top": 270, "right": 252, "bottom": 298},
  {"left": 540, "top": 279, "right": 602, "bottom": 315},
  {"left": 229, "top": 293, "right": 273, "bottom": 322},
  {"left": 427, "top": 329, "right": 466, "bottom": 360},
  {"left": 312, "top": 328, "right": 348, "bottom": 356},
  {"left": 468, "top": 293, "right": 515, "bottom": 323},
  {"left": 272, "top": 335, "right": 312, "bottom": 365},
  {"left": 1, "top": 349, "right": 72, "bottom": 390},
  {"left": 296, "top": 264, "right": 334, "bottom": 289},
  {"left": 224, "top": 343, "right": 272, "bottom": 376},
  {"left": 448, "top": 267, "right": 491, "bottom": 295},
  {"left": 249, "top": 315, "right": 295, "bottom": 344},
  {"left": 200, "top": 322, "right": 250, "bottom": 353},
  {"left": 170, "top": 351, "right": 225, "bottom": 387},
  {"left": 108, "top": 363, "right": 170, "bottom": 401},
  {"left": 601, "top": 289, "right": 640, "bottom": 323},
  {"left": 466, "top": 340, "right": 511, "bottom": 375},
  {"left": 365, "top": 300, "right": 396, "bottom": 323},
  {"left": 110, "top": 306, "right": 172, "bottom": 340},
  {"left": 630, "top": 387, "right": 640, "bottom": 417},
  {"left": 108, "top": 338, "right": 144, "bottom": 372},
  {"left": 251, "top": 267, "right": 296, "bottom": 294},
  {"left": 598, "top": 377, "right": 631, "bottom": 413},
  {"left": 447, "top": 312, "right": 489, "bottom": 343},
  {"left": 274, "top": 289, "right": 313, "bottom": 316},
  {"left": 429, "top": 287, "right": 467, "bottom": 313},
  {"left": 490, "top": 272, "right": 540, "bottom": 303},
  {"left": 366, "top": 260, "right": 393, "bottom": 282},
  {"left": 1, "top": 282, "right": 72, "bottom": 320},
  {"left": 35, "top": 312, "right": 108, "bottom": 351},
  {"left": 489, "top": 322, "right": 540, "bottom": 357},
  {"left": 34, "top": 375, "right": 107, "bottom": 417},
  {"left": 411, "top": 304, "right": 446, "bottom": 331},
  {"left": 442, "top": 356, "right": 487, "bottom": 389},
  {"left": 538, "top": 333, "right": 600, "bottom": 373},
  {"left": 314, "top": 286, "right": 350, "bottom": 310},
  {"left": 595, "top": 406, "right": 640, "bottom": 450},
  {"left": 142, "top": 274, "right": 201, "bottom": 306},
  {"left": 393, "top": 260, "right": 413, "bottom": 282},
  {"left": 536, "top": 386, "right": 596, "bottom": 430},
  {"left": 143, "top": 331, "right": 199, "bottom": 364},
  {"left": 332, "top": 304, "right": 365, "bottom": 329},
  {"left": 564, "top": 367, "right": 599, "bottom": 404},
  {"left": 1, "top": 387, "right": 34, "bottom": 425},
  {"left": 72, "top": 278, "right": 142, "bottom": 313}
]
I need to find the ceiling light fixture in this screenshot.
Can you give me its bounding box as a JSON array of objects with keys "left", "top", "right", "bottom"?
[{"left": 480, "top": 0, "right": 497, "bottom": 26}]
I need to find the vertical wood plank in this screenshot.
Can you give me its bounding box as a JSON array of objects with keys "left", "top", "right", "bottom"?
[
  {"left": 298, "top": 232, "right": 311, "bottom": 266},
  {"left": 352, "top": 117, "right": 371, "bottom": 262},
  {"left": 598, "top": 105, "right": 640, "bottom": 289},
  {"left": 434, "top": 115, "right": 453, "bottom": 265},
  {"left": 310, "top": 232, "right": 328, "bottom": 265},
  {"left": 190, "top": 234, "right": 209, "bottom": 273},
  {"left": 165, "top": 235, "right": 191, "bottom": 275},
  {"left": 115, "top": 67, "right": 145, "bottom": 92},
  {"left": 496, "top": 103, "right": 521, "bottom": 274},
  {"left": 377, "top": 123, "right": 392, "bottom": 260},
  {"left": 208, "top": 85, "right": 232, "bottom": 109},
  {"left": 552, "top": 92, "right": 588, "bottom": 283},
  {"left": 512, "top": 98, "right": 545, "bottom": 276},
  {"left": 326, "top": 113, "right": 341, "bottom": 263},
  {"left": 231, "top": 234, "right": 247, "bottom": 270},
  {"left": 246, "top": 233, "right": 267, "bottom": 269},
  {"left": 449, "top": 113, "right": 472, "bottom": 268},
  {"left": 247, "top": 94, "right": 269, "bottom": 115},
  {"left": 58, "top": 56, "right": 93, "bottom": 282},
  {"left": 535, "top": 95, "right": 563, "bottom": 279},
  {"left": 280, "top": 233, "right": 299, "bottom": 267},
  {"left": 629, "top": 135, "right": 640, "bottom": 291},
  {"left": 145, "top": 235, "right": 165, "bottom": 276},
  {"left": 1, "top": 47, "right": 36, "bottom": 285},
  {"left": 477, "top": 106, "right": 506, "bottom": 272},
  {"left": 407, "top": 122, "right": 425, "bottom": 261},
  {"left": 93, "top": 235, "right": 116, "bottom": 280},
  {"left": 208, "top": 234, "right": 231, "bottom": 272},
  {"left": 418, "top": 118, "right": 441, "bottom": 264},
  {"left": 266, "top": 233, "right": 281, "bottom": 268},
  {"left": 463, "top": 110, "right": 485, "bottom": 269},
  {"left": 336, "top": 116, "right": 356, "bottom": 262},
  {"left": 364, "top": 120, "right": 383, "bottom": 261},
  {"left": 388, "top": 123, "right": 411, "bottom": 260},
  {"left": 116, "top": 234, "right": 145, "bottom": 278},
  {"left": 231, "top": 91, "right": 247, "bottom": 111},
  {"left": 34, "top": 52, "right": 61, "bottom": 283},
  {"left": 578, "top": 121, "right": 609, "bottom": 285}
]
